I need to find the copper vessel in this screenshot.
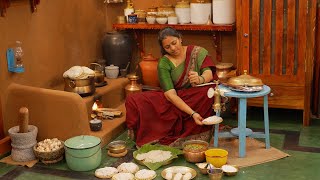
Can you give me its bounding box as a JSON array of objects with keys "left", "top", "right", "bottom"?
[
  {"left": 125, "top": 75, "right": 142, "bottom": 97},
  {"left": 139, "top": 53, "right": 159, "bottom": 87}
]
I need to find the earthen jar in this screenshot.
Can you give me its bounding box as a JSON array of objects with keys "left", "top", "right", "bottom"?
[
  {"left": 139, "top": 53, "right": 160, "bottom": 87},
  {"left": 125, "top": 75, "right": 142, "bottom": 97}
]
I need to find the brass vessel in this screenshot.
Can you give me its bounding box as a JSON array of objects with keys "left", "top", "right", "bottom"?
[
  {"left": 125, "top": 74, "right": 142, "bottom": 97},
  {"left": 215, "top": 62, "right": 233, "bottom": 83},
  {"left": 226, "top": 70, "right": 263, "bottom": 87}
]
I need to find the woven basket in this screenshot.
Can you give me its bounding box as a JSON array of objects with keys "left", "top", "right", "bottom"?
[{"left": 33, "top": 140, "right": 65, "bottom": 162}]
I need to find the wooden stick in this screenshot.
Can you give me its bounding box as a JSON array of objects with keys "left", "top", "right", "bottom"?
[{"left": 19, "top": 107, "right": 29, "bottom": 133}]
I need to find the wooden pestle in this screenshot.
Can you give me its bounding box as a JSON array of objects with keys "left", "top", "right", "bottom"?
[{"left": 19, "top": 107, "right": 29, "bottom": 133}]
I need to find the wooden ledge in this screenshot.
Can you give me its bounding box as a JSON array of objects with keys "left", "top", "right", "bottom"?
[{"left": 113, "top": 23, "right": 236, "bottom": 31}]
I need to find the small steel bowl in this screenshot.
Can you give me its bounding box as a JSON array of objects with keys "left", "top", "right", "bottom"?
[
  {"left": 107, "top": 140, "right": 126, "bottom": 154},
  {"left": 182, "top": 140, "right": 209, "bottom": 163}
]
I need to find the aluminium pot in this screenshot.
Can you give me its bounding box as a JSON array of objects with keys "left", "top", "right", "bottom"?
[
  {"left": 64, "top": 77, "right": 95, "bottom": 97},
  {"left": 64, "top": 135, "right": 102, "bottom": 171}
]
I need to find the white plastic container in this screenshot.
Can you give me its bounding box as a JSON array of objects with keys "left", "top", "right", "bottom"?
[
  {"left": 190, "top": 2, "right": 212, "bottom": 24},
  {"left": 168, "top": 16, "right": 178, "bottom": 24},
  {"left": 175, "top": 1, "right": 191, "bottom": 24},
  {"left": 212, "top": 0, "right": 235, "bottom": 24},
  {"left": 105, "top": 64, "right": 119, "bottom": 79}
]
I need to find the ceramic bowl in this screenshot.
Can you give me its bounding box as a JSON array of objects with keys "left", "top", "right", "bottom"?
[
  {"left": 146, "top": 16, "right": 156, "bottom": 24},
  {"left": 156, "top": 17, "right": 168, "bottom": 24},
  {"left": 105, "top": 64, "right": 119, "bottom": 79}
]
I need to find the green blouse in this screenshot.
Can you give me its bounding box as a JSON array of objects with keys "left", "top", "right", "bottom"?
[{"left": 157, "top": 47, "right": 210, "bottom": 92}]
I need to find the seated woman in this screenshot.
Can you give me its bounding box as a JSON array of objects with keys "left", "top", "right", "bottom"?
[{"left": 125, "top": 27, "right": 219, "bottom": 147}]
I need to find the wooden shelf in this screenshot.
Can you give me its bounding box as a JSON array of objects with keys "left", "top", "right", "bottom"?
[
  {"left": 112, "top": 23, "right": 235, "bottom": 62},
  {"left": 113, "top": 23, "right": 235, "bottom": 31}
]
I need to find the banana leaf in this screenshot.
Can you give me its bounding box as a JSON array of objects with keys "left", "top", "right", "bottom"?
[{"left": 133, "top": 144, "right": 183, "bottom": 170}]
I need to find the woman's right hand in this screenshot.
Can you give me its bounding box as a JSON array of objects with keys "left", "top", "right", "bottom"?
[{"left": 192, "top": 113, "right": 203, "bottom": 125}]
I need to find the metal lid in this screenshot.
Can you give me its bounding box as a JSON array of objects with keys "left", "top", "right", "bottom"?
[
  {"left": 227, "top": 70, "right": 264, "bottom": 87},
  {"left": 64, "top": 135, "right": 101, "bottom": 149}
]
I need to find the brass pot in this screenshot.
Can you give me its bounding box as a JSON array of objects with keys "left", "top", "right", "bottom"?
[
  {"left": 216, "top": 63, "right": 233, "bottom": 83},
  {"left": 125, "top": 75, "right": 142, "bottom": 97},
  {"left": 64, "top": 77, "right": 95, "bottom": 96},
  {"left": 182, "top": 140, "right": 209, "bottom": 163},
  {"left": 90, "top": 63, "right": 105, "bottom": 84}
]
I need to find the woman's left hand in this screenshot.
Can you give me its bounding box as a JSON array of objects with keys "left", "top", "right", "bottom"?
[
  {"left": 192, "top": 113, "right": 203, "bottom": 125},
  {"left": 188, "top": 71, "right": 201, "bottom": 85}
]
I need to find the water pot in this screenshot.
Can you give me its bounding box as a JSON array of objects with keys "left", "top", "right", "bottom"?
[
  {"left": 102, "top": 31, "right": 134, "bottom": 69},
  {"left": 139, "top": 53, "right": 160, "bottom": 87}
]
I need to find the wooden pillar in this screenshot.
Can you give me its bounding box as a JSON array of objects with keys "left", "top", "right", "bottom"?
[{"left": 312, "top": 4, "right": 320, "bottom": 116}]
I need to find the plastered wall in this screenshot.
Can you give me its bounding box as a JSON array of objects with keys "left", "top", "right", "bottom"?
[
  {"left": 0, "top": 0, "right": 124, "bottom": 120},
  {"left": 0, "top": 0, "right": 236, "bottom": 130}
]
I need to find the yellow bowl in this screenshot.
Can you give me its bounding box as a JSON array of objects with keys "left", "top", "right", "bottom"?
[{"left": 205, "top": 149, "right": 228, "bottom": 168}]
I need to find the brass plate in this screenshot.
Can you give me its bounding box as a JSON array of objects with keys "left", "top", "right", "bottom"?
[
  {"left": 229, "top": 86, "right": 263, "bottom": 92},
  {"left": 161, "top": 166, "right": 197, "bottom": 180}
]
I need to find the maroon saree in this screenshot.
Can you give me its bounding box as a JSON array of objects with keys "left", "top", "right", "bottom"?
[{"left": 125, "top": 46, "right": 217, "bottom": 147}]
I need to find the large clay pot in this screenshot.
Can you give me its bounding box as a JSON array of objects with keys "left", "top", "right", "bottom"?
[
  {"left": 102, "top": 31, "right": 134, "bottom": 69},
  {"left": 139, "top": 53, "right": 160, "bottom": 87}
]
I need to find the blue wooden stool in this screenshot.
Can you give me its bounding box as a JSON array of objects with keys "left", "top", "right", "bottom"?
[{"left": 213, "top": 85, "right": 271, "bottom": 158}]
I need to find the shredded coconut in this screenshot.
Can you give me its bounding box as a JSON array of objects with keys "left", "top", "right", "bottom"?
[
  {"left": 94, "top": 167, "right": 118, "bottom": 178},
  {"left": 135, "top": 169, "right": 156, "bottom": 179},
  {"left": 117, "top": 162, "right": 139, "bottom": 174},
  {"left": 112, "top": 172, "right": 134, "bottom": 180},
  {"left": 222, "top": 165, "right": 237, "bottom": 172}
]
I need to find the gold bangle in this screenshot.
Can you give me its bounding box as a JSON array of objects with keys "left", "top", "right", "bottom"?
[
  {"left": 200, "top": 75, "right": 205, "bottom": 84},
  {"left": 191, "top": 111, "right": 197, "bottom": 117}
]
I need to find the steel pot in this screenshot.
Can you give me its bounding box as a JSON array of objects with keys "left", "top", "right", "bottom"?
[
  {"left": 64, "top": 135, "right": 102, "bottom": 171},
  {"left": 64, "top": 77, "right": 95, "bottom": 97}
]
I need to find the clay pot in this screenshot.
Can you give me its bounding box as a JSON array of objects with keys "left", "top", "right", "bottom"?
[
  {"left": 139, "top": 53, "right": 160, "bottom": 87},
  {"left": 102, "top": 31, "right": 134, "bottom": 69}
]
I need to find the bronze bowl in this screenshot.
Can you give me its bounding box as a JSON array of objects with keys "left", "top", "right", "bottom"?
[{"left": 182, "top": 140, "right": 209, "bottom": 163}]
